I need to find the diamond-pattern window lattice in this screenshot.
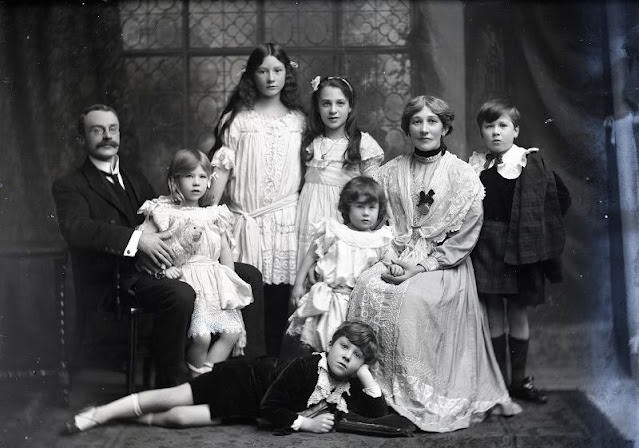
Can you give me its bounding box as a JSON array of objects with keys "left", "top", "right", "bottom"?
[
  {"left": 190, "top": 0, "right": 258, "bottom": 48},
  {"left": 341, "top": 0, "right": 410, "bottom": 46},
  {"left": 120, "top": 0, "right": 183, "bottom": 50},
  {"left": 119, "top": 0, "right": 412, "bottom": 160}
]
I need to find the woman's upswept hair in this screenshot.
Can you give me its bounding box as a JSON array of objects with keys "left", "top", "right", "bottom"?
[
  {"left": 400, "top": 95, "right": 455, "bottom": 136},
  {"left": 337, "top": 176, "right": 387, "bottom": 230},
  {"left": 476, "top": 98, "right": 521, "bottom": 129},
  {"left": 167, "top": 149, "right": 214, "bottom": 207},
  {"left": 209, "top": 43, "right": 302, "bottom": 158},
  {"left": 302, "top": 76, "right": 362, "bottom": 169},
  {"left": 330, "top": 321, "right": 379, "bottom": 365}
]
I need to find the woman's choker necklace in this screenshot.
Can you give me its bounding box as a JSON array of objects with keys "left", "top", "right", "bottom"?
[{"left": 413, "top": 146, "right": 445, "bottom": 161}]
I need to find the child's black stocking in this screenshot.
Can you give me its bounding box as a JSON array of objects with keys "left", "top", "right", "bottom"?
[
  {"left": 508, "top": 336, "right": 528, "bottom": 387},
  {"left": 491, "top": 334, "right": 508, "bottom": 385}
]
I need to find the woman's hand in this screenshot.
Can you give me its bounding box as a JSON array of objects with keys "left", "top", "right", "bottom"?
[
  {"left": 380, "top": 259, "right": 425, "bottom": 284},
  {"left": 301, "top": 413, "right": 335, "bottom": 433},
  {"left": 388, "top": 263, "right": 405, "bottom": 277}
]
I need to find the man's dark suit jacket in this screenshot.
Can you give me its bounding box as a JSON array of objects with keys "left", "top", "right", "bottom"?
[
  {"left": 53, "top": 157, "right": 267, "bottom": 357},
  {"left": 52, "top": 158, "right": 154, "bottom": 312}
]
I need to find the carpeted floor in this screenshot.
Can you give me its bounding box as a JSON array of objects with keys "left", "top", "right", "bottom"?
[{"left": 0, "top": 377, "right": 632, "bottom": 448}]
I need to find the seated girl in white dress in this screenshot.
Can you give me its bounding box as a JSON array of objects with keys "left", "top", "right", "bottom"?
[
  {"left": 139, "top": 149, "right": 253, "bottom": 377},
  {"left": 287, "top": 176, "right": 393, "bottom": 351}
]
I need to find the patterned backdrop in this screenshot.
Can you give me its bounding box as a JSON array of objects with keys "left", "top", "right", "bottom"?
[{"left": 118, "top": 0, "right": 412, "bottom": 192}]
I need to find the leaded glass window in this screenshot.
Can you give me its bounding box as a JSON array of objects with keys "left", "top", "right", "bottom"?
[{"left": 119, "top": 0, "right": 412, "bottom": 176}]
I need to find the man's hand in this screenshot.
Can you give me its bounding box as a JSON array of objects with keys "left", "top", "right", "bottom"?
[
  {"left": 301, "top": 413, "right": 335, "bottom": 433},
  {"left": 164, "top": 266, "right": 182, "bottom": 280},
  {"left": 137, "top": 230, "right": 174, "bottom": 269}
]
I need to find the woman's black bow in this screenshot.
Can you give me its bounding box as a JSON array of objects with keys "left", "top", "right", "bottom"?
[{"left": 417, "top": 189, "right": 435, "bottom": 215}]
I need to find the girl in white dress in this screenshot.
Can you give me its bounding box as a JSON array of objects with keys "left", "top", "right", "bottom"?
[
  {"left": 287, "top": 177, "right": 393, "bottom": 351},
  {"left": 295, "top": 76, "right": 384, "bottom": 266},
  {"left": 139, "top": 149, "right": 253, "bottom": 377},
  {"left": 209, "top": 43, "right": 305, "bottom": 356}
]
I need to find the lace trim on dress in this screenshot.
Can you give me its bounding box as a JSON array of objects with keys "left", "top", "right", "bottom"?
[
  {"left": 307, "top": 353, "right": 350, "bottom": 413},
  {"left": 311, "top": 219, "right": 393, "bottom": 256},
  {"left": 211, "top": 147, "right": 235, "bottom": 171},
  {"left": 383, "top": 153, "right": 485, "bottom": 248}
]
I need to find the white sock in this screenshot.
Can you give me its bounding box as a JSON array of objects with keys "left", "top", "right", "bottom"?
[
  {"left": 131, "top": 393, "right": 144, "bottom": 417},
  {"left": 137, "top": 413, "right": 154, "bottom": 425},
  {"left": 74, "top": 407, "right": 101, "bottom": 431}
]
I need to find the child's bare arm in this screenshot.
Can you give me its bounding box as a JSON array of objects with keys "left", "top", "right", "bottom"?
[
  {"left": 211, "top": 168, "right": 230, "bottom": 206},
  {"left": 219, "top": 233, "right": 234, "bottom": 268},
  {"left": 290, "top": 242, "right": 319, "bottom": 308}
]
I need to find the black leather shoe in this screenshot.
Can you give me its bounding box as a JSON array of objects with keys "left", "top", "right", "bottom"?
[{"left": 510, "top": 376, "right": 548, "bottom": 404}]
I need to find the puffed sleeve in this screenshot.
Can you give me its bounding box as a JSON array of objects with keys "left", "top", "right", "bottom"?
[
  {"left": 211, "top": 112, "right": 238, "bottom": 171},
  {"left": 419, "top": 193, "right": 484, "bottom": 271},
  {"left": 311, "top": 218, "right": 338, "bottom": 259},
  {"left": 359, "top": 133, "right": 384, "bottom": 176},
  {"left": 137, "top": 197, "right": 171, "bottom": 232},
  {"left": 137, "top": 198, "right": 158, "bottom": 217}
]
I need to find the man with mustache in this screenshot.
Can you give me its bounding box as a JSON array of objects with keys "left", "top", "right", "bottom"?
[{"left": 52, "top": 104, "right": 196, "bottom": 389}]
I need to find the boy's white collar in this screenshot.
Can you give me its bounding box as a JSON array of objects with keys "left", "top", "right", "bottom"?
[{"left": 469, "top": 145, "right": 539, "bottom": 179}]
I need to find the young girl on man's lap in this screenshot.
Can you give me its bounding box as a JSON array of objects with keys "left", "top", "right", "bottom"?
[
  {"left": 469, "top": 99, "right": 571, "bottom": 403},
  {"left": 138, "top": 149, "right": 253, "bottom": 376}
]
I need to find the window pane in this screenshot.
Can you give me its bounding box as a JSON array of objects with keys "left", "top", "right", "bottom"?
[
  {"left": 341, "top": 0, "right": 410, "bottom": 47},
  {"left": 190, "top": 0, "right": 258, "bottom": 48},
  {"left": 124, "top": 56, "right": 184, "bottom": 182},
  {"left": 120, "top": 0, "right": 183, "bottom": 50},
  {"left": 346, "top": 53, "right": 411, "bottom": 158},
  {"left": 190, "top": 56, "right": 247, "bottom": 149},
  {"left": 264, "top": 1, "right": 333, "bottom": 47}
]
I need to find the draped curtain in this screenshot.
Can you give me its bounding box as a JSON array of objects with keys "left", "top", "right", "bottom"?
[
  {"left": 0, "top": 2, "right": 135, "bottom": 366},
  {"left": 466, "top": 2, "right": 628, "bottom": 369}
]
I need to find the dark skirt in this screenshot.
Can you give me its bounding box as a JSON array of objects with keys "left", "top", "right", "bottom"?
[
  {"left": 189, "top": 356, "right": 281, "bottom": 419},
  {"left": 472, "top": 220, "right": 546, "bottom": 306}
]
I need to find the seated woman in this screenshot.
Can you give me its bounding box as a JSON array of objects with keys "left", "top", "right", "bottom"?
[{"left": 347, "top": 95, "right": 521, "bottom": 432}]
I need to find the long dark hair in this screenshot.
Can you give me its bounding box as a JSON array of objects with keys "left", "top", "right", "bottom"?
[
  {"left": 209, "top": 43, "right": 302, "bottom": 158},
  {"left": 302, "top": 76, "right": 362, "bottom": 169}
]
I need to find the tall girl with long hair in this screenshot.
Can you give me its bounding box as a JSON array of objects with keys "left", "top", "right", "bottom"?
[
  {"left": 295, "top": 76, "right": 384, "bottom": 265},
  {"left": 209, "top": 43, "right": 305, "bottom": 356}
]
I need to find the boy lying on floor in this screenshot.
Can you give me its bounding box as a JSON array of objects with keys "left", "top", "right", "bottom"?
[{"left": 65, "top": 321, "right": 387, "bottom": 434}]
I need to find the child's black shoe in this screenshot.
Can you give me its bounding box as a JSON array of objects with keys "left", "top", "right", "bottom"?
[{"left": 510, "top": 376, "right": 547, "bottom": 404}]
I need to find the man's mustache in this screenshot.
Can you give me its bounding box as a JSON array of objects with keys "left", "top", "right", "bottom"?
[{"left": 97, "top": 141, "right": 119, "bottom": 148}]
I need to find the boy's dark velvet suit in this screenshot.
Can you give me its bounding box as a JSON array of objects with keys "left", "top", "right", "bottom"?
[{"left": 52, "top": 158, "right": 266, "bottom": 386}]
